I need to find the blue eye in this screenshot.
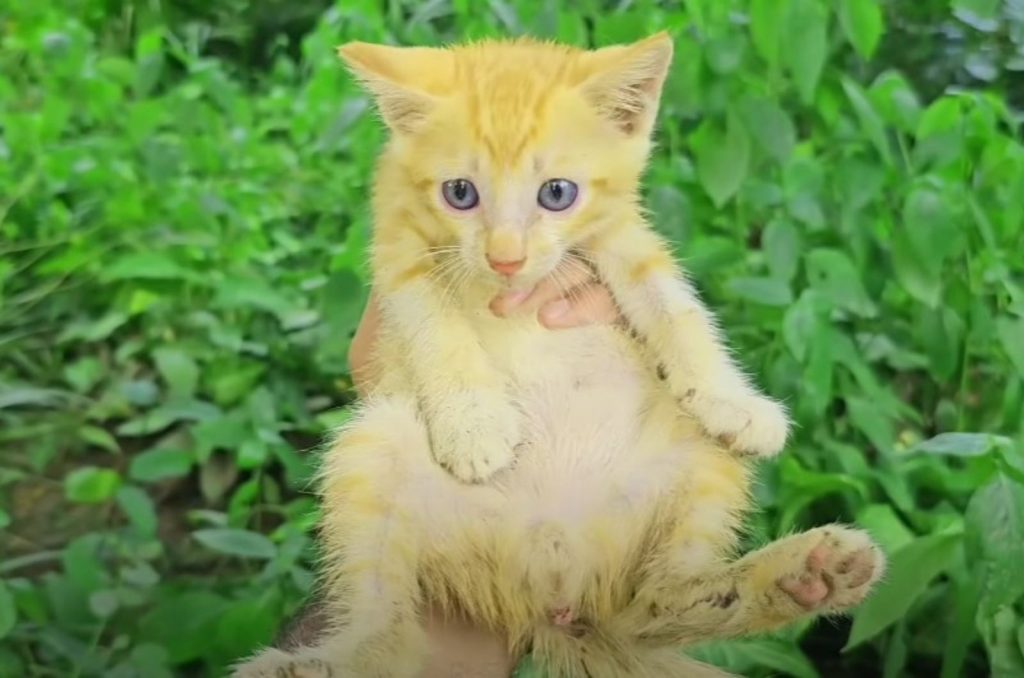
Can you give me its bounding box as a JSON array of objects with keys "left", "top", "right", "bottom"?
[
  {"left": 442, "top": 179, "right": 479, "bottom": 210},
  {"left": 537, "top": 179, "right": 578, "bottom": 211}
]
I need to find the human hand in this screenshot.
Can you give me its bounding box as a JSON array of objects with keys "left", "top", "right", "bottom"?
[{"left": 488, "top": 258, "right": 620, "bottom": 329}]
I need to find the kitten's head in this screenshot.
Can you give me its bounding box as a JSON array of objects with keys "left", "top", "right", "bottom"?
[{"left": 339, "top": 34, "right": 672, "bottom": 289}]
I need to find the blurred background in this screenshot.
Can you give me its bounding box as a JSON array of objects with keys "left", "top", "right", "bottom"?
[{"left": 1, "top": 0, "right": 1023, "bottom": 676}]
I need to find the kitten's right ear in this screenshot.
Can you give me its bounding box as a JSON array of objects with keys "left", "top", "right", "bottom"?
[{"left": 337, "top": 42, "right": 448, "bottom": 134}]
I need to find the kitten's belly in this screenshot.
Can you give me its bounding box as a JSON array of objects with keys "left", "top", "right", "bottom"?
[{"left": 478, "top": 321, "right": 683, "bottom": 522}]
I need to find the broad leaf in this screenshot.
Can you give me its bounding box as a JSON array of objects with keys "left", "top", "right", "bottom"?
[
  {"left": 847, "top": 531, "right": 961, "bottom": 649},
  {"left": 152, "top": 347, "right": 199, "bottom": 400},
  {"left": 763, "top": 219, "right": 801, "bottom": 281},
  {"left": 129, "top": 448, "right": 194, "bottom": 483},
  {"left": 911, "top": 432, "right": 1013, "bottom": 458},
  {"left": 749, "top": 0, "right": 789, "bottom": 67},
  {"left": 64, "top": 467, "right": 122, "bottom": 504},
  {"left": 727, "top": 277, "right": 793, "bottom": 306},
  {"left": 965, "top": 473, "right": 1024, "bottom": 613},
  {"left": 997, "top": 315, "right": 1024, "bottom": 377},
  {"left": 841, "top": 77, "right": 893, "bottom": 165},
  {"left": 692, "top": 113, "right": 750, "bottom": 207},
  {"left": 805, "top": 248, "right": 876, "bottom": 317},
  {"left": 193, "top": 528, "right": 276, "bottom": 560},
  {"left": 0, "top": 580, "right": 15, "bottom": 639},
  {"left": 740, "top": 97, "right": 796, "bottom": 162},
  {"left": 784, "top": 0, "right": 828, "bottom": 104},
  {"left": 838, "top": 0, "right": 884, "bottom": 59}
]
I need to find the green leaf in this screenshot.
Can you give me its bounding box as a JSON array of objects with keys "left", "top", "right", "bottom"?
[
  {"left": 763, "top": 219, "right": 801, "bottom": 281},
  {"left": 783, "top": 291, "right": 822, "bottom": 362},
  {"left": 705, "top": 35, "right": 746, "bottom": 75},
  {"left": 512, "top": 653, "right": 546, "bottom": 678},
  {"left": 64, "top": 467, "right": 122, "bottom": 504},
  {"left": 916, "top": 97, "right": 963, "bottom": 139},
  {"left": 740, "top": 97, "right": 797, "bottom": 163},
  {"left": 856, "top": 504, "right": 915, "bottom": 553},
  {"left": 79, "top": 425, "right": 120, "bottom": 453},
  {"left": 208, "top": 362, "right": 266, "bottom": 407},
  {"left": 749, "top": 0, "right": 789, "bottom": 68},
  {"left": 892, "top": 186, "right": 961, "bottom": 307},
  {"left": 953, "top": 0, "right": 1002, "bottom": 29},
  {"left": 138, "top": 591, "right": 229, "bottom": 664},
  {"left": 918, "top": 307, "right": 965, "bottom": 381},
  {"left": 965, "top": 473, "right": 1024, "bottom": 613},
  {"left": 692, "top": 113, "right": 750, "bottom": 207},
  {"left": 152, "top": 347, "right": 199, "bottom": 400},
  {"left": 214, "top": 278, "right": 296, "bottom": 319},
  {"left": 984, "top": 607, "right": 1024, "bottom": 678},
  {"left": 0, "top": 509, "right": 9, "bottom": 530},
  {"left": 58, "top": 312, "right": 130, "bottom": 343},
  {"left": 784, "top": 0, "right": 828, "bottom": 104},
  {"left": 805, "top": 248, "right": 876, "bottom": 317},
  {"left": 838, "top": 0, "right": 884, "bottom": 59},
  {"left": 116, "top": 485, "right": 158, "bottom": 536},
  {"left": 0, "top": 580, "right": 16, "bottom": 639},
  {"left": 727, "top": 640, "right": 819, "bottom": 678},
  {"left": 690, "top": 638, "right": 818, "bottom": 677},
  {"left": 89, "top": 589, "right": 120, "bottom": 618},
  {"left": 846, "top": 396, "right": 895, "bottom": 453},
  {"left": 214, "top": 595, "right": 281, "bottom": 667},
  {"left": 891, "top": 228, "right": 940, "bottom": 307},
  {"left": 997, "top": 315, "right": 1024, "bottom": 377},
  {"left": 869, "top": 71, "right": 922, "bottom": 133},
  {"left": 727, "top": 277, "right": 793, "bottom": 306},
  {"left": 942, "top": 578, "right": 981, "bottom": 678},
  {"left": 846, "top": 531, "right": 961, "bottom": 649},
  {"left": 193, "top": 528, "right": 276, "bottom": 560},
  {"left": 134, "top": 28, "right": 165, "bottom": 97},
  {"left": 841, "top": 77, "right": 893, "bottom": 165},
  {"left": 102, "top": 252, "right": 198, "bottom": 282},
  {"left": 911, "top": 432, "right": 1013, "bottom": 458},
  {"left": 64, "top": 357, "right": 105, "bottom": 393}
]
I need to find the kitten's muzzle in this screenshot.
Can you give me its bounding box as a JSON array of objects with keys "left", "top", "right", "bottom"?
[{"left": 487, "top": 256, "right": 526, "bottom": 276}]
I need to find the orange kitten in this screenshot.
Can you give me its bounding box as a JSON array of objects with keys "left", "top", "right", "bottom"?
[{"left": 234, "top": 34, "right": 883, "bottom": 678}]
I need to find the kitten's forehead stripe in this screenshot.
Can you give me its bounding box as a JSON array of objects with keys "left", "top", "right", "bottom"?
[{"left": 453, "top": 40, "right": 580, "bottom": 168}]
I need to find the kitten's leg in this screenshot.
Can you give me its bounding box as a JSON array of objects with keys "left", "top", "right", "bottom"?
[
  {"left": 588, "top": 225, "right": 789, "bottom": 457},
  {"left": 374, "top": 234, "right": 520, "bottom": 483},
  {"left": 618, "top": 525, "right": 884, "bottom": 647},
  {"left": 235, "top": 398, "right": 477, "bottom": 678}
]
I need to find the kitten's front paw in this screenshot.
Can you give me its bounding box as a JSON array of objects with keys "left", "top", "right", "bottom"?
[
  {"left": 681, "top": 389, "right": 790, "bottom": 457},
  {"left": 428, "top": 389, "right": 520, "bottom": 483}
]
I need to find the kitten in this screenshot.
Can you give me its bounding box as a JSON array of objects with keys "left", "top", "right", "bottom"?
[{"left": 234, "top": 33, "right": 884, "bottom": 677}]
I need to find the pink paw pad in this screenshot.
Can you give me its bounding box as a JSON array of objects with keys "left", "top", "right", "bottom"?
[{"left": 777, "top": 532, "right": 881, "bottom": 612}]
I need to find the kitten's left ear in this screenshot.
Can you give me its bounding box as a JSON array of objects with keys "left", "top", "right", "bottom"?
[
  {"left": 337, "top": 42, "right": 451, "bottom": 134},
  {"left": 579, "top": 32, "right": 673, "bottom": 137}
]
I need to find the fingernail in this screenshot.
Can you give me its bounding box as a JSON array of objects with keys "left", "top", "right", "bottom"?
[{"left": 541, "top": 299, "right": 570, "bottom": 323}]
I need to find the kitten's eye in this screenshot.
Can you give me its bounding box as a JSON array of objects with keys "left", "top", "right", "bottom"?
[
  {"left": 537, "top": 179, "right": 578, "bottom": 212},
  {"left": 441, "top": 179, "right": 479, "bottom": 210}
]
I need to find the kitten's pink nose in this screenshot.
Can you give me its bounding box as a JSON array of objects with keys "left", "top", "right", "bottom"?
[{"left": 487, "top": 257, "right": 525, "bottom": 276}]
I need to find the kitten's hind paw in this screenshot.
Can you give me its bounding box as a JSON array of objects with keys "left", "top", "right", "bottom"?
[{"left": 776, "top": 526, "right": 885, "bottom": 613}]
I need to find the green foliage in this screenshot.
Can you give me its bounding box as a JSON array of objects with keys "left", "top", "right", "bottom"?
[{"left": 1, "top": 0, "right": 1023, "bottom": 676}]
